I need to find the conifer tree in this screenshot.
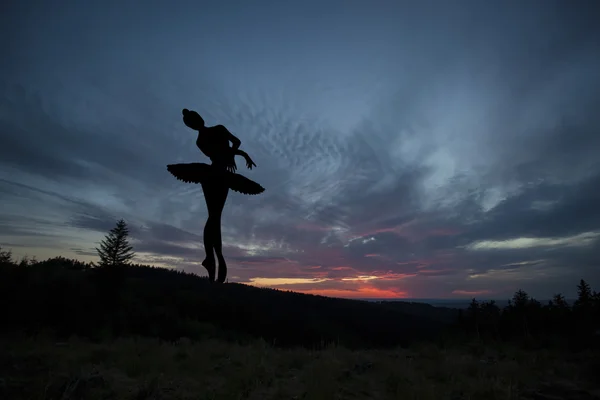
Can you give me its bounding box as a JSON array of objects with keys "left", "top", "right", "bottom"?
[
  {"left": 551, "top": 293, "right": 569, "bottom": 309},
  {"left": 574, "top": 279, "right": 592, "bottom": 309},
  {"left": 96, "top": 219, "right": 135, "bottom": 267},
  {"left": 0, "top": 246, "right": 12, "bottom": 264}
]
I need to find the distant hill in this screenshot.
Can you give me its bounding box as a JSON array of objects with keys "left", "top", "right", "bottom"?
[
  {"left": 363, "top": 298, "right": 489, "bottom": 309},
  {"left": 0, "top": 258, "right": 453, "bottom": 350},
  {"left": 368, "top": 298, "right": 578, "bottom": 310}
]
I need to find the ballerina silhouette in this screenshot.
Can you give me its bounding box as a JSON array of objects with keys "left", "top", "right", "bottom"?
[{"left": 167, "top": 109, "right": 264, "bottom": 283}]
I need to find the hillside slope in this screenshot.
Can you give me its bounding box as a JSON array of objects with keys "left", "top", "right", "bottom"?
[{"left": 0, "top": 259, "right": 451, "bottom": 349}]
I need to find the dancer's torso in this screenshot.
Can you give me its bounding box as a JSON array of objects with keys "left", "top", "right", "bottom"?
[{"left": 196, "top": 125, "right": 232, "bottom": 168}]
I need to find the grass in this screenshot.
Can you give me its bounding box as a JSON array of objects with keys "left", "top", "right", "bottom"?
[{"left": 2, "top": 335, "right": 599, "bottom": 400}]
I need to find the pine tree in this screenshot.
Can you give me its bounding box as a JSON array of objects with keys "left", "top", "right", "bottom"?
[
  {"left": 574, "top": 279, "right": 592, "bottom": 309},
  {"left": 511, "top": 289, "right": 531, "bottom": 337},
  {"left": 0, "top": 246, "right": 12, "bottom": 264},
  {"left": 467, "top": 298, "right": 480, "bottom": 339},
  {"left": 96, "top": 219, "right": 135, "bottom": 267},
  {"left": 551, "top": 293, "right": 569, "bottom": 309},
  {"left": 512, "top": 289, "right": 530, "bottom": 308}
]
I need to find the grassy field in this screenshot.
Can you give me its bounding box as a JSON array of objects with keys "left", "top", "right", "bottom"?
[{"left": 2, "top": 335, "right": 599, "bottom": 400}]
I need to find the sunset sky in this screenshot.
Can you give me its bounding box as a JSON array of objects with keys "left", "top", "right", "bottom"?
[{"left": 1, "top": 0, "right": 600, "bottom": 300}]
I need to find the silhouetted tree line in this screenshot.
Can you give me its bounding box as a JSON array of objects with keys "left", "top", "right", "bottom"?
[{"left": 457, "top": 281, "right": 600, "bottom": 350}]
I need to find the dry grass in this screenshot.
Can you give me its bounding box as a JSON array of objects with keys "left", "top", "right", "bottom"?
[{"left": 1, "top": 336, "right": 599, "bottom": 400}]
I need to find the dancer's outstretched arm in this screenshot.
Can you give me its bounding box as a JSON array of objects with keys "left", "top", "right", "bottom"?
[{"left": 234, "top": 149, "right": 257, "bottom": 170}]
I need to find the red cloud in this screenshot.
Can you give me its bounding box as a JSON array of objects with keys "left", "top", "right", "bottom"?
[{"left": 330, "top": 266, "right": 353, "bottom": 271}]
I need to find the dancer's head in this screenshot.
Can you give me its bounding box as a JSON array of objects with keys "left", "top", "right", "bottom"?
[{"left": 182, "top": 108, "right": 205, "bottom": 130}]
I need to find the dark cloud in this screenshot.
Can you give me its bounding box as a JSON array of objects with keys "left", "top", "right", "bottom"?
[
  {"left": 70, "top": 247, "right": 98, "bottom": 257},
  {"left": 68, "top": 214, "right": 121, "bottom": 234},
  {"left": 462, "top": 172, "right": 600, "bottom": 242}
]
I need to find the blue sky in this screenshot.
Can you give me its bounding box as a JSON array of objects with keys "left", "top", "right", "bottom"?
[{"left": 1, "top": 0, "right": 600, "bottom": 299}]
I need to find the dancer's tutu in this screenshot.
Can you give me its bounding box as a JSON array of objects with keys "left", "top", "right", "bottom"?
[{"left": 167, "top": 163, "right": 265, "bottom": 195}]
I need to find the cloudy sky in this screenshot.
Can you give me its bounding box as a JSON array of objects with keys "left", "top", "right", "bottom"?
[{"left": 2, "top": 0, "right": 600, "bottom": 300}]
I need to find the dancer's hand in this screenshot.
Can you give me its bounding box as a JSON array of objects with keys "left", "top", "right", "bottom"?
[
  {"left": 245, "top": 156, "right": 257, "bottom": 170},
  {"left": 227, "top": 160, "right": 237, "bottom": 173}
]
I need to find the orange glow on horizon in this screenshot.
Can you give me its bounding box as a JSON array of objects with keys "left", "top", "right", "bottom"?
[
  {"left": 242, "top": 275, "right": 410, "bottom": 299},
  {"left": 294, "top": 286, "right": 409, "bottom": 299}
]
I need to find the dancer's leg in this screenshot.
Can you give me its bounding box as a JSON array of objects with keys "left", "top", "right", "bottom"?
[
  {"left": 211, "top": 184, "right": 230, "bottom": 283},
  {"left": 201, "top": 182, "right": 216, "bottom": 281},
  {"left": 201, "top": 219, "right": 216, "bottom": 281}
]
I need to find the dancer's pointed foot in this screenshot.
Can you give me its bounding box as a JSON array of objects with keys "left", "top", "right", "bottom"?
[
  {"left": 216, "top": 255, "right": 227, "bottom": 283},
  {"left": 202, "top": 257, "right": 216, "bottom": 282}
]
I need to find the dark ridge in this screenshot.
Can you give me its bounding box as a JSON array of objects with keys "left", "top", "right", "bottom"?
[{"left": 0, "top": 257, "right": 450, "bottom": 350}]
